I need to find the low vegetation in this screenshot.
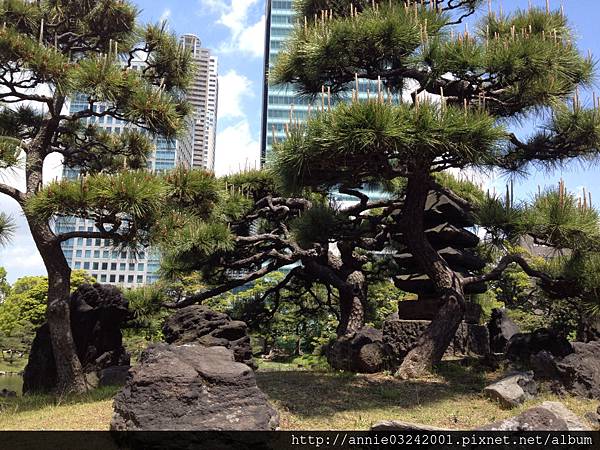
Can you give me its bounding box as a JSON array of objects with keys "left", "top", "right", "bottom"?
[{"left": 0, "top": 362, "right": 597, "bottom": 431}]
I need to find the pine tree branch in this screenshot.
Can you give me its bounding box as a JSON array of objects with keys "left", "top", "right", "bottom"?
[
  {"left": 164, "top": 261, "right": 290, "bottom": 309},
  {"left": 462, "top": 254, "right": 556, "bottom": 286},
  {"left": 0, "top": 183, "right": 25, "bottom": 204}
]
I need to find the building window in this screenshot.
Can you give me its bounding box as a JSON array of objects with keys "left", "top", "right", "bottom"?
[
  {"left": 92, "top": 262, "right": 99, "bottom": 270},
  {"left": 129, "top": 263, "right": 135, "bottom": 271},
  {"left": 101, "top": 262, "right": 108, "bottom": 270},
  {"left": 103, "top": 251, "right": 109, "bottom": 258},
  {"left": 85, "top": 250, "right": 91, "bottom": 258},
  {"left": 110, "top": 275, "right": 116, "bottom": 282},
  {"left": 111, "top": 263, "right": 117, "bottom": 270},
  {"left": 94, "top": 250, "right": 100, "bottom": 258},
  {"left": 83, "top": 262, "right": 90, "bottom": 269},
  {"left": 138, "top": 263, "right": 144, "bottom": 271},
  {"left": 74, "top": 261, "right": 81, "bottom": 269},
  {"left": 118, "top": 275, "right": 125, "bottom": 283},
  {"left": 76, "top": 250, "right": 82, "bottom": 257},
  {"left": 137, "top": 275, "right": 144, "bottom": 283},
  {"left": 119, "top": 263, "right": 126, "bottom": 270},
  {"left": 100, "top": 274, "right": 107, "bottom": 282}
]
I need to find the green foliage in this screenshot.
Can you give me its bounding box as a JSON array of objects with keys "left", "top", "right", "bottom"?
[
  {"left": 0, "top": 270, "right": 95, "bottom": 336},
  {"left": 291, "top": 203, "right": 341, "bottom": 247},
  {"left": 0, "top": 267, "right": 9, "bottom": 301},
  {"left": 0, "top": 212, "right": 15, "bottom": 247},
  {"left": 521, "top": 187, "right": 600, "bottom": 250},
  {"left": 272, "top": 100, "right": 504, "bottom": 192},
  {"left": 273, "top": 2, "right": 448, "bottom": 94},
  {"left": 122, "top": 285, "right": 167, "bottom": 342}
]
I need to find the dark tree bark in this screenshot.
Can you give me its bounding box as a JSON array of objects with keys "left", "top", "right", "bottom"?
[
  {"left": 27, "top": 218, "right": 87, "bottom": 394},
  {"left": 336, "top": 270, "right": 367, "bottom": 336},
  {"left": 395, "top": 169, "right": 466, "bottom": 379}
]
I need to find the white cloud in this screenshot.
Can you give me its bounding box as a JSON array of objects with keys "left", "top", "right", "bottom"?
[
  {"left": 160, "top": 8, "right": 172, "bottom": 23},
  {"left": 214, "top": 120, "right": 260, "bottom": 176},
  {"left": 218, "top": 70, "right": 254, "bottom": 120},
  {"left": 198, "top": 0, "right": 265, "bottom": 58},
  {"left": 231, "top": 15, "right": 265, "bottom": 58}
]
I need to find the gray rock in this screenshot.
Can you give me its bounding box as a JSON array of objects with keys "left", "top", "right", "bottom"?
[
  {"left": 163, "top": 305, "right": 255, "bottom": 369},
  {"left": 554, "top": 341, "right": 600, "bottom": 399},
  {"left": 538, "top": 401, "right": 591, "bottom": 431},
  {"left": 111, "top": 344, "right": 279, "bottom": 431},
  {"left": 487, "top": 308, "right": 520, "bottom": 353},
  {"left": 327, "top": 327, "right": 387, "bottom": 373},
  {"left": 483, "top": 371, "right": 537, "bottom": 409},
  {"left": 530, "top": 350, "right": 560, "bottom": 380},
  {"left": 478, "top": 407, "right": 568, "bottom": 431},
  {"left": 99, "top": 365, "right": 130, "bottom": 387},
  {"left": 383, "top": 319, "right": 489, "bottom": 363},
  {"left": 371, "top": 420, "right": 452, "bottom": 431}
]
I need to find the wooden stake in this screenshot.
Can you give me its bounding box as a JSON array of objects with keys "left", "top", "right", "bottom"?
[
  {"left": 327, "top": 86, "right": 331, "bottom": 111},
  {"left": 321, "top": 85, "right": 325, "bottom": 112},
  {"left": 355, "top": 73, "right": 359, "bottom": 95},
  {"left": 546, "top": 0, "right": 550, "bottom": 14}
]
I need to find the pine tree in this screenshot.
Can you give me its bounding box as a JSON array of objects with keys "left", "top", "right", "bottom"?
[
  {"left": 269, "top": 0, "right": 600, "bottom": 377},
  {"left": 0, "top": 0, "right": 193, "bottom": 393}
]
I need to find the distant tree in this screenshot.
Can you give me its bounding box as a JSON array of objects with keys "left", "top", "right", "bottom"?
[
  {"left": 0, "top": 270, "right": 95, "bottom": 336},
  {"left": 0, "top": 0, "right": 193, "bottom": 392},
  {"left": 0, "top": 266, "right": 10, "bottom": 302}
]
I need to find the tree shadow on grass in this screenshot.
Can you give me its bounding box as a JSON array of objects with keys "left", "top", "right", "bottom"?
[
  {"left": 0, "top": 385, "right": 119, "bottom": 415},
  {"left": 255, "top": 359, "right": 490, "bottom": 420}
]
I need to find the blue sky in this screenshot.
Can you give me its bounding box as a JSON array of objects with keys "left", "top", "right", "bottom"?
[{"left": 0, "top": 0, "right": 599, "bottom": 282}]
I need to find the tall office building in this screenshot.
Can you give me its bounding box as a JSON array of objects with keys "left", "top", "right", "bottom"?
[
  {"left": 260, "top": 0, "right": 309, "bottom": 164},
  {"left": 260, "top": 1, "right": 376, "bottom": 163},
  {"left": 56, "top": 57, "right": 195, "bottom": 288},
  {"left": 181, "top": 34, "right": 219, "bottom": 171}
]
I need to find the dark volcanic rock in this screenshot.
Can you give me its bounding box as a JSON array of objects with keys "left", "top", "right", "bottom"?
[
  {"left": 554, "top": 341, "right": 600, "bottom": 399},
  {"left": 505, "top": 328, "right": 573, "bottom": 363},
  {"left": 578, "top": 316, "right": 600, "bottom": 343},
  {"left": 163, "top": 305, "right": 255, "bottom": 368},
  {"left": 326, "top": 327, "right": 387, "bottom": 373},
  {"left": 487, "top": 308, "right": 520, "bottom": 353},
  {"left": 383, "top": 319, "right": 489, "bottom": 363},
  {"left": 110, "top": 344, "right": 279, "bottom": 431},
  {"left": 23, "top": 283, "right": 131, "bottom": 394},
  {"left": 99, "top": 365, "right": 131, "bottom": 387}
]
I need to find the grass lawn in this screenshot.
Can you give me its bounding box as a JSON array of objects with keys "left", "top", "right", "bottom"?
[
  {"left": 0, "top": 356, "right": 27, "bottom": 374},
  {"left": 0, "top": 360, "right": 597, "bottom": 430}
]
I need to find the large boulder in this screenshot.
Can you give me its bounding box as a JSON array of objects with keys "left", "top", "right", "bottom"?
[
  {"left": 487, "top": 308, "right": 520, "bottom": 353},
  {"left": 506, "top": 328, "right": 573, "bottom": 363},
  {"left": 111, "top": 344, "right": 279, "bottom": 431},
  {"left": 478, "top": 402, "right": 589, "bottom": 431},
  {"left": 383, "top": 319, "right": 489, "bottom": 363},
  {"left": 326, "top": 327, "right": 387, "bottom": 373},
  {"left": 554, "top": 341, "right": 600, "bottom": 399},
  {"left": 483, "top": 371, "right": 537, "bottom": 409},
  {"left": 163, "top": 305, "right": 255, "bottom": 369},
  {"left": 23, "top": 283, "right": 130, "bottom": 394}
]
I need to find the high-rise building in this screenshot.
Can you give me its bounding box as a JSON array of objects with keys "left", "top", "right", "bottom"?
[
  {"left": 260, "top": 1, "right": 375, "bottom": 164},
  {"left": 56, "top": 56, "right": 195, "bottom": 288},
  {"left": 260, "top": 0, "right": 309, "bottom": 164},
  {"left": 181, "top": 34, "right": 219, "bottom": 171}
]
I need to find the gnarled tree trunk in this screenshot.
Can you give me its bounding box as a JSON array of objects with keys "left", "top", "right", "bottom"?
[
  {"left": 395, "top": 170, "right": 466, "bottom": 379},
  {"left": 28, "top": 220, "right": 87, "bottom": 394},
  {"left": 336, "top": 269, "right": 367, "bottom": 336}
]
